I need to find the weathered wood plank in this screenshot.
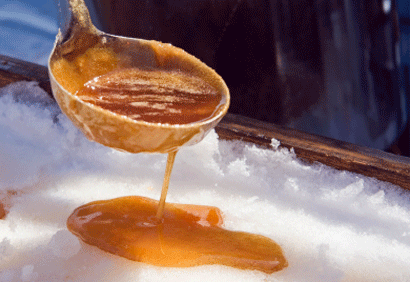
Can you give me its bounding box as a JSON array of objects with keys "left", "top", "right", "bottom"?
[
  {"left": 1, "top": 54, "right": 410, "bottom": 190},
  {"left": 216, "top": 114, "right": 410, "bottom": 190},
  {"left": 0, "top": 55, "right": 51, "bottom": 94}
]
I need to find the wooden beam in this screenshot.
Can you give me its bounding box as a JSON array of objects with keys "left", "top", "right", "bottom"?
[
  {"left": 216, "top": 114, "right": 410, "bottom": 191},
  {"left": 1, "top": 54, "right": 410, "bottom": 191}
]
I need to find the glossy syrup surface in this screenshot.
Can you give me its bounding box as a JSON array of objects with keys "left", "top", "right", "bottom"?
[
  {"left": 74, "top": 67, "right": 223, "bottom": 124},
  {"left": 67, "top": 196, "right": 288, "bottom": 273}
]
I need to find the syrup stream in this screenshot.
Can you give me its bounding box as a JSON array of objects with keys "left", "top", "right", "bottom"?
[{"left": 156, "top": 151, "right": 177, "bottom": 221}]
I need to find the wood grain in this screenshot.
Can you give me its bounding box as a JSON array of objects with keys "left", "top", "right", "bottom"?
[
  {"left": 1, "top": 54, "right": 410, "bottom": 191},
  {"left": 216, "top": 114, "right": 410, "bottom": 190},
  {"left": 0, "top": 55, "right": 51, "bottom": 94}
]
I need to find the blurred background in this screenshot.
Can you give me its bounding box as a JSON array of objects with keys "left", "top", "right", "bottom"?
[{"left": 1, "top": 0, "right": 410, "bottom": 156}]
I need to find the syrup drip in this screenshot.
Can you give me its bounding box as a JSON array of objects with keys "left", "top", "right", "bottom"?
[
  {"left": 0, "top": 202, "right": 6, "bottom": 219},
  {"left": 156, "top": 151, "right": 177, "bottom": 220},
  {"left": 0, "top": 191, "right": 15, "bottom": 220}
]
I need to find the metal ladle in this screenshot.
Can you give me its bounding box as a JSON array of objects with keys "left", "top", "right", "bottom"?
[
  {"left": 48, "top": 0, "right": 230, "bottom": 220},
  {"left": 48, "top": 0, "right": 230, "bottom": 154}
]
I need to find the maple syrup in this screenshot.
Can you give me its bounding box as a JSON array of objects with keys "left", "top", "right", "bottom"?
[
  {"left": 66, "top": 150, "right": 288, "bottom": 273},
  {"left": 51, "top": 47, "right": 119, "bottom": 94},
  {"left": 0, "top": 202, "right": 6, "bottom": 219},
  {"left": 74, "top": 67, "right": 224, "bottom": 124},
  {"left": 0, "top": 191, "right": 15, "bottom": 220},
  {"left": 67, "top": 196, "right": 288, "bottom": 273}
]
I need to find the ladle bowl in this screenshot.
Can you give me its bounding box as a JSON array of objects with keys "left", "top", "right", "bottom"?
[{"left": 48, "top": 0, "right": 230, "bottom": 153}]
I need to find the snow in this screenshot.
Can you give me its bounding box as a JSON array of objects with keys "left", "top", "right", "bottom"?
[{"left": 0, "top": 81, "right": 410, "bottom": 281}]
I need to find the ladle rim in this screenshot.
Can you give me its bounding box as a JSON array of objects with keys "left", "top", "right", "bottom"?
[{"left": 48, "top": 32, "right": 230, "bottom": 130}]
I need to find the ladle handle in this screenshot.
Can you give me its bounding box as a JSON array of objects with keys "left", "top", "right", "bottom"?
[
  {"left": 57, "top": 0, "right": 71, "bottom": 39},
  {"left": 57, "top": 0, "right": 97, "bottom": 43}
]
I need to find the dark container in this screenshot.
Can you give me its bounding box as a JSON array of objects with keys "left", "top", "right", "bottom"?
[{"left": 87, "top": 0, "right": 406, "bottom": 150}]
